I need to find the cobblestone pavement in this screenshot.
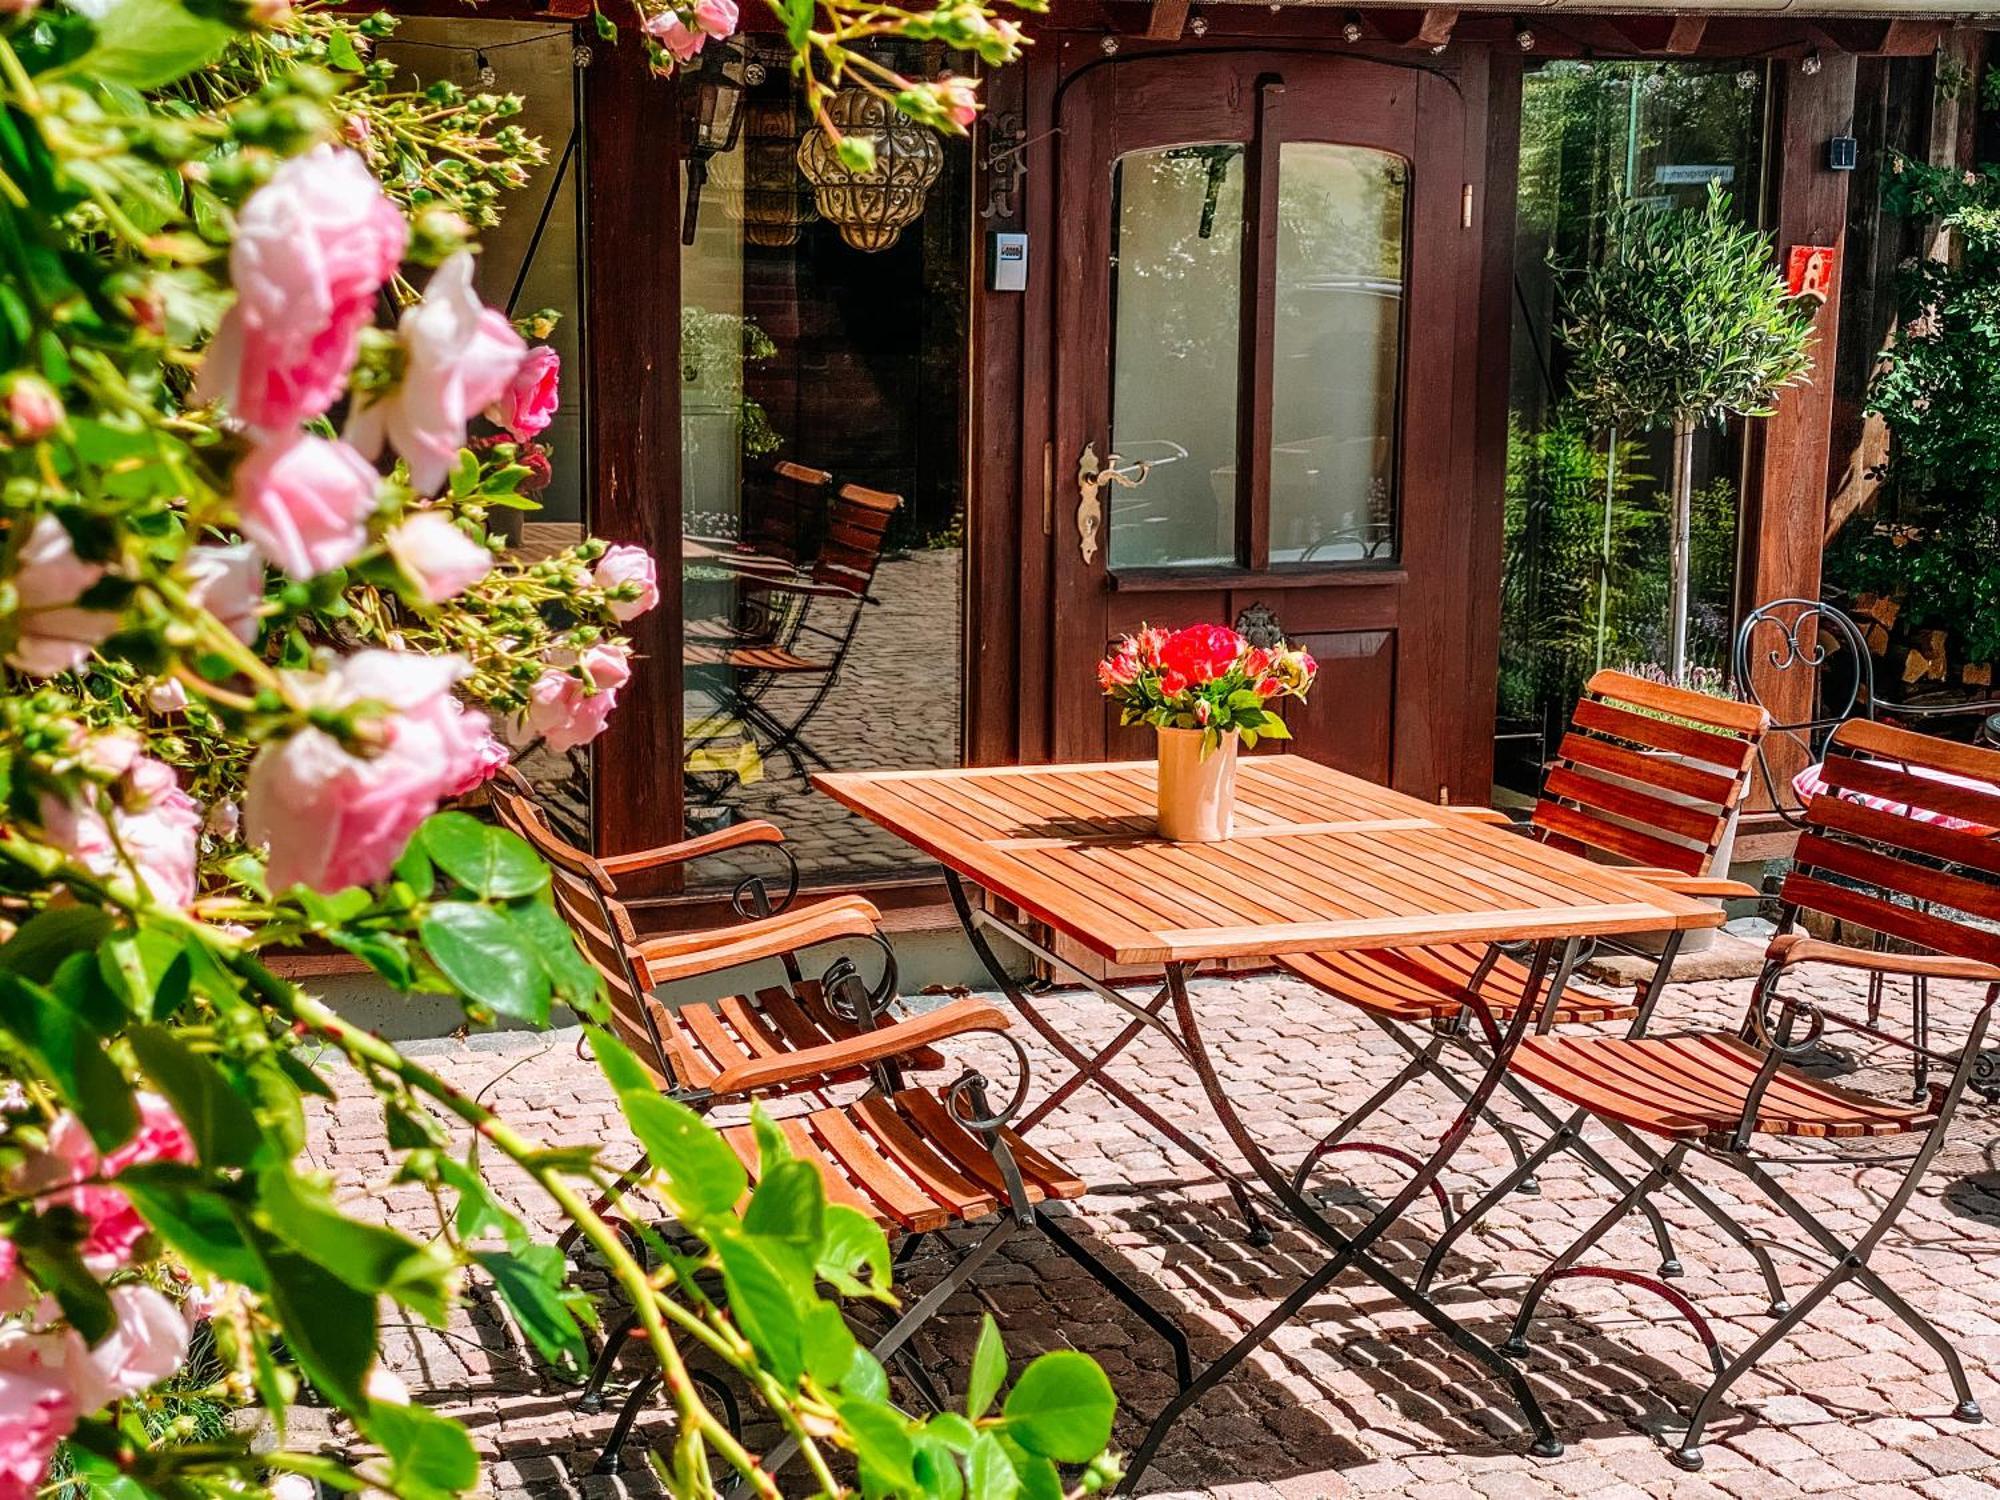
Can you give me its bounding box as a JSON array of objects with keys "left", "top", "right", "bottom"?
[
  {"left": 681, "top": 546, "right": 962, "bottom": 892},
  {"left": 311, "top": 964, "right": 2000, "bottom": 1499}
]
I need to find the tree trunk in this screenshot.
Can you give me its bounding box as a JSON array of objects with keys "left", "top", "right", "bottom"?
[{"left": 1666, "top": 415, "right": 1696, "bottom": 684}]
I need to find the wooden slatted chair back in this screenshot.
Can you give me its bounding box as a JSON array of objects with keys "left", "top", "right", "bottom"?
[
  {"left": 1531, "top": 669, "right": 1770, "bottom": 877},
  {"left": 486, "top": 778, "right": 677, "bottom": 1078},
  {"left": 811, "top": 483, "right": 902, "bottom": 597},
  {"left": 741, "top": 459, "right": 834, "bottom": 565},
  {"left": 1783, "top": 718, "right": 2000, "bottom": 970}
]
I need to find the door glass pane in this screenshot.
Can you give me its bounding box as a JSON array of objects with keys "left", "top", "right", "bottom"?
[
  {"left": 1108, "top": 145, "right": 1244, "bottom": 570},
  {"left": 1268, "top": 144, "right": 1406, "bottom": 564}
]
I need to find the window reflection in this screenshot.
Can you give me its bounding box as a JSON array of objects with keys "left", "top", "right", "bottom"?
[
  {"left": 1108, "top": 145, "right": 1245, "bottom": 571},
  {"left": 1268, "top": 144, "right": 1406, "bottom": 564}
]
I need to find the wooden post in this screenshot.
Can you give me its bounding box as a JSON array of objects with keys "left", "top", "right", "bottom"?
[
  {"left": 1742, "top": 52, "right": 1856, "bottom": 817},
  {"left": 582, "top": 35, "right": 685, "bottom": 876}
]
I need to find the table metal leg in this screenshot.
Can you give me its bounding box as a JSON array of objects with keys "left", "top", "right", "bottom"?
[
  {"left": 944, "top": 870, "right": 1277, "bottom": 1246},
  {"left": 1121, "top": 944, "right": 1573, "bottom": 1489}
]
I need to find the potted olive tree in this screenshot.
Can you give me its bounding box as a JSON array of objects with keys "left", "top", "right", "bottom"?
[{"left": 1560, "top": 182, "right": 1816, "bottom": 683}]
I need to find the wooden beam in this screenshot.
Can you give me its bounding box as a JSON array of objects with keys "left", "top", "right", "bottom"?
[
  {"left": 1143, "top": 0, "right": 1189, "bottom": 41},
  {"left": 1602, "top": 15, "right": 1707, "bottom": 55},
  {"left": 1416, "top": 6, "right": 1458, "bottom": 49},
  {"left": 1804, "top": 19, "right": 1946, "bottom": 57},
  {"left": 1374, "top": 6, "right": 1458, "bottom": 50},
  {"left": 583, "top": 38, "right": 685, "bottom": 873},
  {"left": 1742, "top": 53, "right": 1856, "bottom": 805}
]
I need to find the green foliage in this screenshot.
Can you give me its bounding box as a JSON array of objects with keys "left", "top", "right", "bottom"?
[
  {"left": 1560, "top": 181, "right": 1814, "bottom": 433},
  {"left": 1828, "top": 157, "right": 2000, "bottom": 664}
]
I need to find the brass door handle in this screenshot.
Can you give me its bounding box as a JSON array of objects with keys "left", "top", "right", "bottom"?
[{"left": 1075, "top": 441, "right": 1150, "bottom": 565}]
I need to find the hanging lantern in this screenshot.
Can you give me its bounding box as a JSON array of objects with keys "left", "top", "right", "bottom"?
[
  {"left": 796, "top": 87, "right": 942, "bottom": 252},
  {"left": 730, "top": 95, "right": 818, "bottom": 248},
  {"left": 679, "top": 39, "right": 752, "bottom": 245}
]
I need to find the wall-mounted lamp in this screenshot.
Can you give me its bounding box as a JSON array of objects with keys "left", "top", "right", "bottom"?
[{"left": 680, "top": 38, "right": 751, "bottom": 245}]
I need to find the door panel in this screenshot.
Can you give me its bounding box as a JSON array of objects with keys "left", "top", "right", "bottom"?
[{"left": 1050, "top": 50, "right": 1472, "bottom": 800}]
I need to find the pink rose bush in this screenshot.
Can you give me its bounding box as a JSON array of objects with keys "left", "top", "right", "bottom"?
[
  {"left": 233, "top": 433, "right": 380, "bottom": 581},
  {"left": 5, "top": 514, "right": 120, "bottom": 677},
  {"left": 179, "top": 542, "right": 265, "bottom": 643},
  {"left": 486, "top": 344, "right": 560, "bottom": 442},
  {"left": 523, "top": 639, "right": 632, "bottom": 751},
  {"left": 644, "top": 0, "right": 737, "bottom": 62},
  {"left": 245, "top": 650, "right": 501, "bottom": 891},
  {"left": 37, "top": 733, "right": 201, "bottom": 908},
  {"left": 387, "top": 511, "right": 493, "bottom": 602},
  {"left": 196, "top": 145, "right": 408, "bottom": 433},
  {"left": 593, "top": 543, "right": 660, "bottom": 621},
  {"left": 345, "top": 252, "right": 527, "bottom": 495}
]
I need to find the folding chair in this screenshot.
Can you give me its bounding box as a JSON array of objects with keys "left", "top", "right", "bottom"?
[
  {"left": 1499, "top": 717, "right": 1999, "bottom": 1469},
  {"left": 1277, "top": 670, "right": 1772, "bottom": 1290},
  {"left": 586, "top": 974, "right": 1193, "bottom": 1484},
  {"left": 684, "top": 482, "right": 903, "bottom": 783},
  {"left": 684, "top": 461, "right": 838, "bottom": 644},
  {"left": 1737, "top": 598, "right": 2000, "bottom": 1098}
]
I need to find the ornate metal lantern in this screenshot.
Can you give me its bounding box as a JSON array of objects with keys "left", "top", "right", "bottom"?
[
  {"left": 680, "top": 39, "right": 753, "bottom": 245},
  {"left": 796, "top": 87, "right": 943, "bottom": 252},
  {"left": 730, "top": 95, "right": 818, "bottom": 248}
]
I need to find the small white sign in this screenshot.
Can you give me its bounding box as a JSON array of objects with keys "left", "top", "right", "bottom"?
[{"left": 1654, "top": 164, "right": 1736, "bottom": 186}]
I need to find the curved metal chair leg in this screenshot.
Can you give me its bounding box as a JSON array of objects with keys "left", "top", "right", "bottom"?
[
  {"left": 1290, "top": 1042, "right": 1439, "bottom": 1193},
  {"left": 1417, "top": 1124, "right": 1569, "bottom": 1293},
  {"left": 1038, "top": 1211, "right": 1194, "bottom": 1391},
  {"left": 593, "top": 1371, "right": 660, "bottom": 1475},
  {"left": 576, "top": 1307, "right": 641, "bottom": 1415},
  {"left": 1852, "top": 1260, "right": 1983, "bottom": 1423},
  {"left": 1672, "top": 1267, "right": 1847, "bottom": 1470}
]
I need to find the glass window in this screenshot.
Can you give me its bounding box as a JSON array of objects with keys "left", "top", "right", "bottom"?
[
  {"left": 680, "top": 40, "right": 968, "bottom": 889},
  {"left": 1107, "top": 145, "right": 1245, "bottom": 570},
  {"left": 1268, "top": 143, "right": 1406, "bottom": 564},
  {"left": 1498, "top": 61, "right": 1770, "bottom": 790}
]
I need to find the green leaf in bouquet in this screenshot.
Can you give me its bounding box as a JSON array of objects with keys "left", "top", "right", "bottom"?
[
  {"left": 832, "top": 1389, "right": 918, "bottom": 1492},
  {"left": 587, "top": 1026, "right": 652, "bottom": 1096},
  {"left": 619, "top": 1091, "right": 745, "bottom": 1218},
  {"left": 0, "top": 906, "right": 112, "bottom": 982},
  {"left": 419, "top": 812, "right": 549, "bottom": 900},
  {"left": 914, "top": 1432, "right": 968, "bottom": 1500},
  {"left": 800, "top": 1299, "right": 858, "bottom": 1387},
  {"left": 437, "top": 1150, "right": 528, "bottom": 1249},
  {"left": 258, "top": 1166, "right": 454, "bottom": 1326},
  {"left": 365, "top": 1399, "right": 481, "bottom": 1498},
  {"left": 98, "top": 928, "right": 191, "bottom": 1021},
  {"left": 0, "top": 972, "right": 137, "bottom": 1151},
  {"left": 750, "top": 1102, "right": 792, "bottom": 1173},
  {"left": 128, "top": 1025, "right": 263, "bottom": 1169},
  {"left": 76, "top": 0, "right": 234, "bottom": 90},
  {"left": 476, "top": 1244, "right": 587, "bottom": 1373},
  {"left": 714, "top": 1231, "right": 808, "bottom": 1384},
  {"left": 332, "top": 928, "right": 418, "bottom": 990},
  {"left": 507, "top": 895, "right": 604, "bottom": 1014},
  {"left": 418, "top": 901, "right": 551, "bottom": 1025},
  {"left": 1000, "top": 1350, "right": 1116, "bottom": 1464},
  {"left": 966, "top": 1313, "right": 1006, "bottom": 1419},
  {"left": 11, "top": 1210, "right": 116, "bottom": 1342},
  {"left": 815, "top": 1203, "right": 894, "bottom": 1303},
  {"left": 251, "top": 1235, "right": 380, "bottom": 1411},
  {"left": 392, "top": 838, "right": 436, "bottom": 895},
  {"left": 841, "top": 1344, "right": 891, "bottom": 1403}
]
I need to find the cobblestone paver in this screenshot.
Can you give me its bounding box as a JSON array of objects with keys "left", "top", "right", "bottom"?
[{"left": 310, "top": 964, "right": 2000, "bottom": 1498}]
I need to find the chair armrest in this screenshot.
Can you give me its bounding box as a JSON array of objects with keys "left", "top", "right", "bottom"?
[
  {"left": 1620, "top": 867, "right": 1761, "bottom": 901},
  {"left": 730, "top": 574, "right": 863, "bottom": 602},
  {"left": 704, "top": 998, "right": 1012, "bottom": 1095},
  {"left": 1445, "top": 805, "right": 1514, "bottom": 827},
  {"left": 637, "top": 897, "right": 881, "bottom": 986},
  {"left": 597, "top": 820, "right": 786, "bottom": 878},
  {"left": 1769, "top": 932, "right": 2000, "bottom": 983}
]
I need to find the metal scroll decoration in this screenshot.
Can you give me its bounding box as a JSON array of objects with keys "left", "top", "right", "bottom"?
[{"left": 796, "top": 87, "right": 943, "bottom": 252}]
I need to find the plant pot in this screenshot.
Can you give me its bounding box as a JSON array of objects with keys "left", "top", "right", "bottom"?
[{"left": 1156, "top": 726, "right": 1238, "bottom": 842}]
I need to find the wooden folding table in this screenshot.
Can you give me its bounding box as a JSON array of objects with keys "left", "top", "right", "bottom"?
[{"left": 814, "top": 754, "right": 1720, "bottom": 1484}]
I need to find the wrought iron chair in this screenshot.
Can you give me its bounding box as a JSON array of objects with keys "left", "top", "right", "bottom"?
[
  {"left": 590, "top": 994, "right": 1192, "bottom": 1485},
  {"left": 1737, "top": 597, "right": 2000, "bottom": 1097},
  {"left": 1499, "top": 717, "right": 1998, "bottom": 1470},
  {"left": 684, "top": 481, "right": 903, "bottom": 785},
  {"left": 1278, "top": 670, "right": 1775, "bottom": 1293}
]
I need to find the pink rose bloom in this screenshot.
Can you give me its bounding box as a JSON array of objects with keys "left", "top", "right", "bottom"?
[
  {"left": 12, "top": 1096, "right": 191, "bottom": 1275},
  {"left": 196, "top": 145, "right": 407, "bottom": 432},
  {"left": 234, "top": 433, "right": 379, "bottom": 581},
  {"left": 6, "top": 514, "right": 120, "bottom": 677},
  {"left": 344, "top": 252, "right": 526, "bottom": 496},
  {"left": 0, "top": 1333, "right": 78, "bottom": 1500},
  {"left": 387, "top": 511, "right": 492, "bottom": 603},
  {"left": 104, "top": 1091, "right": 197, "bottom": 1175},
  {"left": 692, "top": 0, "right": 737, "bottom": 38},
  {"left": 4, "top": 376, "right": 63, "bottom": 442},
  {"left": 245, "top": 651, "right": 497, "bottom": 892},
  {"left": 69, "top": 1286, "right": 190, "bottom": 1416},
  {"left": 485, "top": 344, "right": 560, "bottom": 442},
  {"left": 937, "top": 76, "right": 979, "bottom": 129},
  {"left": 181, "top": 543, "right": 265, "bottom": 644},
  {"left": 522, "top": 640, "right": 632, "bottom": 752},
  {"left": 38, "top": 750, "right": 200, "bottom": 910},
  {"left": 592, "top": 544, "right": 659, "bottom": 621},
  {"left": 445, "top": 728, "right": 511, "bottom": 798},
  {"left": 643, "top": 7, "right": 708, "bottom": 61}
]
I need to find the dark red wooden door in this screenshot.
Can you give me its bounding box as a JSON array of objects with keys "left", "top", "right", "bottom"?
[{"left": 1050, "top": 50, "right": 1478, "bottom": 801}]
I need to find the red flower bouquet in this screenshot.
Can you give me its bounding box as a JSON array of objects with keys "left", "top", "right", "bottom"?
[{"left": 1098, "top": 623, "right": 1317, "bottom": 758}]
